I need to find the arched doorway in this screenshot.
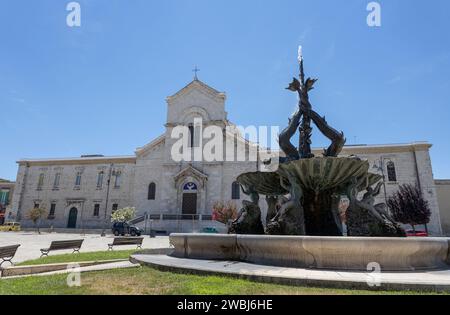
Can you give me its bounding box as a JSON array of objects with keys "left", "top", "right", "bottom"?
[
  {"left": 67, "top": 207, "right": 78, "bottom": 229},
  {"left": 182, "top": 182, "right": 197, "bottom": 219}
]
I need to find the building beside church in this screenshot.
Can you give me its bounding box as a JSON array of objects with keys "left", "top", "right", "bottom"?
[
  {"left": 436, "top": 180, "right": 450, "bottom": 236},
  {"left": 0, "top": 179, "right": 15, "bottom": 225},
  {"left": 9, "top": 79, "right": 443, "bottom": 235}
]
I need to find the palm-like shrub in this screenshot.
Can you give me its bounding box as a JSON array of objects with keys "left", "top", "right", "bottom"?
[{"left": 26, "top": 207, "right": 47, "bottom": 234}]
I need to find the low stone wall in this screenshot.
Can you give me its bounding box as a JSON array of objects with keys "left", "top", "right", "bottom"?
[{"left": 170, "top": 234, "right": 450, "bottom": 271}]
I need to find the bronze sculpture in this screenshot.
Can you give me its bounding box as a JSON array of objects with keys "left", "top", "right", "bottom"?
[
  {"left": 229, "top": 184, "right": 265, "bottom": 235},
  {"left": 232, "top": 47, "right": 405, "bottom": 237},
  {"left": 346, "top": 178, "right": 405, "bottom": 237}
]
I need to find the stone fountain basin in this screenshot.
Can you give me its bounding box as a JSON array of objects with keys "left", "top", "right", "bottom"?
[
  {"left": 170, "top": 234, "right": 450, "bottom": 271},
  {"left": 238, "top": 157, "right": 382, "bottom": 195}
]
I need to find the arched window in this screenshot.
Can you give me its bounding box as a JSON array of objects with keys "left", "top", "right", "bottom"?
[
  {"left": 148, "top": 182, "right": 156, "bottom": 200},
  {"left": 387, "top": 161, "right": 397, "bottom": 182},
  {"left": 231, "top": 181, "right": 241, "bottom": 200}
]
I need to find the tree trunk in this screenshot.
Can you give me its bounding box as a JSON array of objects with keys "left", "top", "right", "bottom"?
[
  {"left": 424, "top": 224, "right": 429, "bottom": 235},
  {"left": 412, "top": 224, "right": 416, "bottom": 234}
]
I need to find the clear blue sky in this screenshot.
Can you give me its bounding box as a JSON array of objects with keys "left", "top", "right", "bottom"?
[{"left": 1, "top": 0, "right": 449, "bottom": 181}]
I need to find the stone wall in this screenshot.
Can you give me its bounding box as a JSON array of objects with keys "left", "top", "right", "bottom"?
[
  {"left": 12, "top": 159, "right": 135, "bottom": 229},
  {"left": 436, "top": 180, "right": 450, "bottom": 236}
]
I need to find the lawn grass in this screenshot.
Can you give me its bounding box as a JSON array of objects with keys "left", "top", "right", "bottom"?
[
  {"left": 17, "top": 250, "right": 137, "bottom": 266},
  {"left": 0, "top": 265, "right": 446, "bottom": 295}
]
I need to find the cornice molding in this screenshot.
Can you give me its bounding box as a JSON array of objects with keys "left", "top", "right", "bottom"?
[
  {"left": 135, "top": 135, "right": 165, "bottom": 157},
  {"left": 17, "top": 157, "right": 136, "bottom": 167}
]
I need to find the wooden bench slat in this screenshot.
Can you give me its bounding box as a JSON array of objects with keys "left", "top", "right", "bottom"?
[
  {"left": 0, "top": 245, "right": 20, "bottom": 259},
  {"left": 0, "top": 245, "right": 20, "bottom": 267},
  {"left": 108, "top": 237, "right": 143, "bottom": 250},
  {"left": 40, "top": 240, "right": 84, "bottom": 257}
]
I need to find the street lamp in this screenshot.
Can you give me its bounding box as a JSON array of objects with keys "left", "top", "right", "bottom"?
[{"left": 101, "top": 164, "right": 117, "bottom": 237}]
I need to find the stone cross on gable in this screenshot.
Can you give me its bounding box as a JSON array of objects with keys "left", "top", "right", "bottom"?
[{"left": 193, "top": 66, "right": 200, "bottom": 80}]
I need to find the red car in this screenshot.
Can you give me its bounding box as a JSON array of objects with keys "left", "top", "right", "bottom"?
[{"left": 406, "top": 230, "right": 428, "bottom": 237}]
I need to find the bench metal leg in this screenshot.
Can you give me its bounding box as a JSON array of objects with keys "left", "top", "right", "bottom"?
[
  {"left": 137, "top": 245, "right": 142, "bottom": 249},
  {"left": 72, "top": 248, "right": 80, "bottom": 254},
  {"left": 0, "top": 258, "right": 14, "bottom": 267},
  {"left": 108, "top": 245, "right": 113, "bottom": 251},
  {"left": 40, "top": 251, "right": 49, "bottom": 258}
]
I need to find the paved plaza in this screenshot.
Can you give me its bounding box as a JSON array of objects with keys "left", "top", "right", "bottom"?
[{"left": 0, "top": 232, "right": 170, "bottom": 263}]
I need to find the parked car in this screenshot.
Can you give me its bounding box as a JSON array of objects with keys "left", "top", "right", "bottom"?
[
  {"left": 406, "top": 230, "right": 428, "bottom": 237},
  {"left": 202, "top": 227, "right": 219, "bottom": 234},
  {"left": 0, "top": 222, "right": 21, "bottom": 232},
  {"left": 111, "top": 222, "right": 142, "bottom": 236}
]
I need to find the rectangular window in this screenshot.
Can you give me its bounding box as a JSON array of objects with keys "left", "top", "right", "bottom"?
[
  {"left": 188, "top": 125, "right": 194, "bottom": 148},
  {"left": 96, "top": 172, "right": 104, "bottom": 189},
  {"left": 114, "top": 173, "right": 121, "bottom": 188},
  {"left": 34, "top": 203, "right": 40, "bottom": 209},
  {"left": 48, "top": 203, "right": 56, "bottom": 219},
  {"left": 53, "top": 173, "right": 61, "bottom": 189},
  {"left": 0, "top": 190, "right": 9, "bottom": 205},
  {"left": 37, "top": 173, "right": 44, "bottom": 190},
  {"left": 93, "top": 204, "right": 100, "bottom": 217},
  {"left": 387, "top": 162, "right": 397, "bottom": 182},
  {"left": 75, "top": 172, "right": 82, "bottom": 187},
  {"left": 232, "top": 182, "right": 241, "bottom": 200},
  {"left": 112, "top": 203, "right": 118, "bottom": 212}
]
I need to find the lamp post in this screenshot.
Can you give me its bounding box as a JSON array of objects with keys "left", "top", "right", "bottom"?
[{"left": 101, "top": 164, "right": 115, "bottom": 237}]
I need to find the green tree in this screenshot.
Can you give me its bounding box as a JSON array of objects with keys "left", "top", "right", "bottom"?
[
  {"left": 111, "top": 207, "right": 136, "bottom": 223},
  {"left": 26, "top": 207, "right": 47, "bottom": 234},
  {"left": 387, "top": 184, "right": 431, "bottom": 233}
]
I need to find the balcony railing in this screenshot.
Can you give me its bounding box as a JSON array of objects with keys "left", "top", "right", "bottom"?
[{"left": 144, "top": 214, "right": 213, "bottom": 221}]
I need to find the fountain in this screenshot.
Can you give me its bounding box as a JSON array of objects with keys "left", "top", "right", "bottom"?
[{"left": 230, "top": 46, "right": 405, "bottom": 237}]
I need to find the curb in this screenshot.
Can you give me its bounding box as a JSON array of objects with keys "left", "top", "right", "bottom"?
[{"left": 0, "top": 259, "right": 127, "bottom": 278}]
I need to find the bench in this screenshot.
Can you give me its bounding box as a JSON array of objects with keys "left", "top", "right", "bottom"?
[
  {"left": 40, "top": 240, "right": 84, "bottom": 257},
  {"left": 108, "top": 237, "right": 143, "bottom": 250},
  {"left": 0, "top": 244, "right": 20, "bottom": 267}
]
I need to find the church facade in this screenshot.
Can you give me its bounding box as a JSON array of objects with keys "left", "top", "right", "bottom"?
[{"left": 10, "top": 79, "right": 443, "bottom": 235}]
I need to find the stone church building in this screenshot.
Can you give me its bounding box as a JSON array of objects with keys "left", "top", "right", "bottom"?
[{"left": 10, "top": 79, "right": 443, "bottom": 235}]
